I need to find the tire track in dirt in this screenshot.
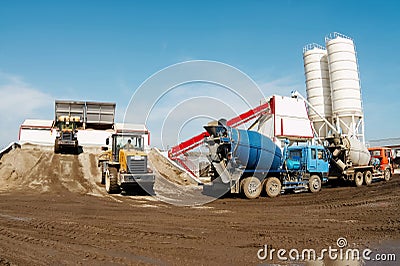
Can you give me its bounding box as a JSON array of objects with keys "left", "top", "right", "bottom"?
[{"left": 0, "top": 206, "right": 166, "bottom": 265}]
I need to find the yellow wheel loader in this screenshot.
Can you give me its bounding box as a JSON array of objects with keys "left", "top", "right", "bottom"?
[
  {"left": 98, "top": 132, "right": 155, "bottom": 194},
  {"left": 54, "top": 115, "right": 81, "bottom": 154}
]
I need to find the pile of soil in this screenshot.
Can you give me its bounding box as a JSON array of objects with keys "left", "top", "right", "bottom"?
[
  {"left": 148, "top": 148, "right": 199, "bottom": 186},
  {"left": 0, "top": 145, "right": 103, "bottom": 196}
]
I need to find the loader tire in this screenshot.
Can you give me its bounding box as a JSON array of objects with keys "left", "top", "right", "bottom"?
[
  {"left": 54, "top": 142, "right": 60, "bottom": 154},
  {"left": 100, "top": 164, "right": 105, "bottom": 184},
  {"left": 240, "top": 176, "right": 262, "bottom": 199},
  {"left": 384, "top": 168, "right": 391, "bottom": 181},
  {"left": 105, "top": 167, "right": 120, "bottom": 194},
  {"left": 364, "top": 170, "right": 372, "bottom": 186},
  {"left": 101, "top": 172, "right": 105, "bottom": 185},
  {"left": 309, "top": 175, "right": 322, "bottom": 193},
  {"left": 265, "top": 177, "right": 281, "bottom": 198},
  {"left": 354, "top": 171, "right": 364, "bottom": 187}
]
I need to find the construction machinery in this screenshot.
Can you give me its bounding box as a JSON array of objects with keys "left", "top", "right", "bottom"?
[
  {"left": 54, "top": 101, "right": 85, "bottom": 154},
  {"left": 54, "top": 115, "right": 82, "bottom": 154},
  {"left": 368, "top": 147, "right": 393, "bottom": 182},
  {"left": 324, "top": 135, "right": 374, "bottom": 186},
  {"left": 98, "top": 124, "right": 154, "bottom": 194},
  {"left": 202, "top": 121, "right": 329, "bottom": 199},
  {"left": 53, "top": 100, "right": 116, "bottom": 153}
]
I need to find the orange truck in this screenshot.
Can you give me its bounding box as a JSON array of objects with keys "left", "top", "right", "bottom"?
[{"left": 368, "top": 147, "right": 393, "bottom": 181}]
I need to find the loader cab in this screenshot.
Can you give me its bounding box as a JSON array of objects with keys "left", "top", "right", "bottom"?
[
  {"left": 60, "top": 120, "right": 76, "bottom": 131},
  {"left": 55, "top": 116, "right": 82, "bottom": 142},
  {"left": 109, "top": 133, "right": 144, "bottom": 162}
]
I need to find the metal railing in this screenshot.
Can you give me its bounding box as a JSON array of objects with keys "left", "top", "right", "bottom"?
[
  {"left": 325, "top": 32, "right": 353, "bottom": 42},
  {"left": 303, "top": 43, "right": 326, "bottom": 53}
]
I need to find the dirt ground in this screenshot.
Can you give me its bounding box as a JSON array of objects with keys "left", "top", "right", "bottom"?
[{"left": 0, "top": 145, "right": 399, "bottom": 265}]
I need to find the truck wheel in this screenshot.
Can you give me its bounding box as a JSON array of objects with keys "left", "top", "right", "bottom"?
[
  {"left": 384, "top": 168, "right": 391, "bottom": 181},
  {"left": 105, "top": 168, "right": 120, "bottom": 194},
  {"left": 265, "top": 177, "right": 281, "bottom": 198},
  {"left": 354, "top": 171, "right": 363, "bottom": 187},
  {"left": 309, "top": 175, "right": 322, "bottom": 193},
  {"left": 364, "top": 170, "right": 372, "bottom": 185},
  {"left": 240, "top": 176, "right": 262, "bottom": 199}
]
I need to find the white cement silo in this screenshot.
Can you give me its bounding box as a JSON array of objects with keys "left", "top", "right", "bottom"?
[
  {"left": 303, "top": 43, "right": 332, "bottom": 138},
  {"left": 325, "top": 32, "right": 365, "bottom": 142}
]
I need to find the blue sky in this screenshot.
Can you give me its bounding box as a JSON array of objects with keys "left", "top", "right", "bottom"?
[{"left": 0, "top": 0, "right": 399, "bottom": 148}]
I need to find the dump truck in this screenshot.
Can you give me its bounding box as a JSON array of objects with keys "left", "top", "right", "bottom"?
[
  {"left": 98, "top": 125, "right": 154, "bottom": 194},
  {"left": 202, "top": 121, "right": 329, "bottom": 199}
]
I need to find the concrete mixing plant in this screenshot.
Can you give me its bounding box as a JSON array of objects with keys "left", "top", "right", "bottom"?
[
  {"left": 298, "top": 32, "right": 392, "bottom": 187},
  {"left": 303, "top": 32, "right": 365, "bottom": 143}
]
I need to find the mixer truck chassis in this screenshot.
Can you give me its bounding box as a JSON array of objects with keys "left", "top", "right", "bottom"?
[
  {"left": 329, "top": 164, "right": 391, "bottom": 187},
  {"left": 329, "top": 165, "right": 374, "bottom": 187},
  {"left": 204, "top": 164, "right": 328, "bottom": 199}
]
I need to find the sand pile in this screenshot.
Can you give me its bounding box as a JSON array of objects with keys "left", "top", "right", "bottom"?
[
  {"left": 0, "top": 144, "right": 204, "bottom": 204},
  {"left": 148, "top": 148, "right": 199, "bottom": 186},
  {"left": 0, "top": 145, "right": 104, "bottom": 196}
]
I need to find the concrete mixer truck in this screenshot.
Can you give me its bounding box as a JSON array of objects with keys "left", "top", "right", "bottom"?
[
  {"left": 326, "top": 136, "right": 392, "bottom": 186},
  {"left": 202, "top": 120, "right": 329, "bottom": 199}
]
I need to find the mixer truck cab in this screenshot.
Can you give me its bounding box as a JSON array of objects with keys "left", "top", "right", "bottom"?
[
  {"left": 263, "top": 144, "right": 329, "bottom": 198},
  {"left": 203, "top": 120, "right": 329, "bottom": 199},
  {"left": 285, "top": 145, "right": 329, "bottom": 181},
  {"left": 368, "top": 147, "right": 393, "bottom": 181},
  {"left": 285, "top": 145, "right": 329, "bottom": 173}
]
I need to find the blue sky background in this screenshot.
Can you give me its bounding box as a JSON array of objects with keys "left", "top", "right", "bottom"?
[{"left": 0, "top": 0, "right": 399, "bottom": 148}]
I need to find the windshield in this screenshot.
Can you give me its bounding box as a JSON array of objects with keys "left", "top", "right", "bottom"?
[
  {"left": 115, "top": 135, "right": 144, "bottom": 151},
  {"left": 59, "top": 122, "right": 76, "bottom": 130},
  {"left": 370, "top": 150, "right": 381, "bottom": 157},
  {"left": 288, "top": 149, "right": 302, "bottom": 161}
]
